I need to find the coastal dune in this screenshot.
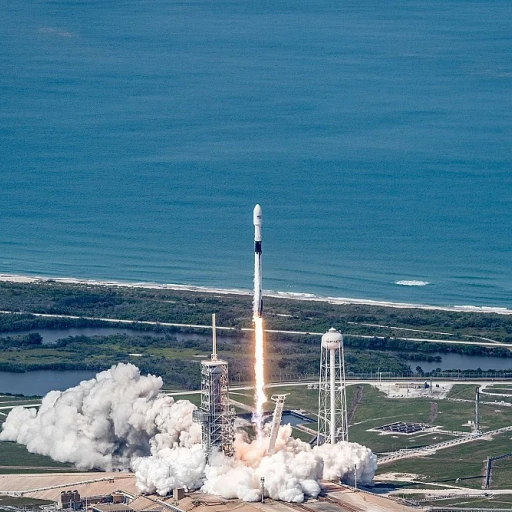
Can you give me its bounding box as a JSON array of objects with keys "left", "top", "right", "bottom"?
[{"left": 1, "top": 273, "right": 510, "bottom": 316}]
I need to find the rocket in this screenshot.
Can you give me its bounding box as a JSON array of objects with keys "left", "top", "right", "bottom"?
[{"left": 253, "top": 204, "right": 263, "bottom": 317}]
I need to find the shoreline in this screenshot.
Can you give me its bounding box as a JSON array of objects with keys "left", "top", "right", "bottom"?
[{"left": 1, "top": 273, "right": 511, "bottom": 316}]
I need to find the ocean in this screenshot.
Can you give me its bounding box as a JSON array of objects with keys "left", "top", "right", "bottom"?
[{"left": 1, "top": 0, "right": 511, "bottom": 308}]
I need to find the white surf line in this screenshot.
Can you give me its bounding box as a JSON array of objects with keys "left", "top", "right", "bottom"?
[
  {"left": 1, "top": 310, "right": 511, "bottom": 349},
  {"left": 1, "top": 273, "right": 511, "bottom": 315}
]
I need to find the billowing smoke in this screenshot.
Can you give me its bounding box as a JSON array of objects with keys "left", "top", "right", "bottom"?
[{"left": 0, "top": 364, "right": 376, "bottom": 502}]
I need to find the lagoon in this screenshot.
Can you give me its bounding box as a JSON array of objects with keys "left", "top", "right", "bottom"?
[
  {"left": 0, "top": 370, "right": 98, "bottom": 396},
  {"left": 0, "top": 327, "right": 230, "bottom": 345},
  {"left": 405, "top": 353, "right": 512, "bottom": 373}
]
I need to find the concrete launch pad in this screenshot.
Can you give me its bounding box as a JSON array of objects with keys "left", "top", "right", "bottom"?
[{"left": 0, "top": 473, "right": 418, "bottom": 512}]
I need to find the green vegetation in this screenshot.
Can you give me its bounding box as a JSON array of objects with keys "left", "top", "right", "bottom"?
[
  {"left": 447, "top": 384, "right": 480, "bottom": 400},
  {"left": 396, "top": 495, "right": 512, "bottom": 510},
  {"left": 0, "top": 441, "right": 75, "bottom": 473},
  {"left": 0, "top": 496, "right": 55, "bottom": 511},
  {"left": 364, "top": 385, "right": 512, "bottom": 492},
  {"left": 1, "top": 280, "right": 512, "bottom": 344},
  {"left": 0, "top": 281, "right": 511, "bottom": 343},
  {"left": 1, "top": 378, "right": 512, "bottom": 511},
  {"left": 248, "top": 383, "right": 512, "bottom": 495},
  {"left": 378, "top": 432, "right": 512, "bottom": 490},
  {"left": 482, "top": 386, "right": 512, "bottom": 396},
  {"left": 0, "top": 281, "right": 512, "bottom": 388},
  {"left": 1, "top": 281, "right": 512, "bottom": 502},
  {"left": 168, "top": 392, "right": 201, "bottom": 407}
]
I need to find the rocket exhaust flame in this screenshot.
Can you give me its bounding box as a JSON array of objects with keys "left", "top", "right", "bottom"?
[{"left": 253, "top": 315, "right": 266, "bottom": 438}]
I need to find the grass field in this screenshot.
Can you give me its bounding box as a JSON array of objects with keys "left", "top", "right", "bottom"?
[
  {"left": 376, "top": 432, "right": 512, "bottom": 489},
  {"left": 397, "top": 495, "right": 512, "bottom": 509},
  {"left": 221, "top": 383, "right": 512, "bottom": 495},
  {"left": 0, "top": 495, "right": 54, "bottom": 511},
  {"left": 0, "top": 441, "right": 75, "bottom": 473},
  {"left": 179, "top": 383, "right": 511, "bottom": 457},
  {"left": 369, "top": 382, "right": 512, "bottom": 492},
  {"left": 482, "top": 388, "right": 512, "bottom": 395},
  {"left": 0, "top": 398, "right": 75, "bottom": 474},
  {"left": 447, "top": 384, "right": 480, "bottom": 400}
]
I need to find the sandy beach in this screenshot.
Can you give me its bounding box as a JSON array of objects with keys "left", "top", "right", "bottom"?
[{"left": 1, "top": 273, "right": 511, "bottom": 316}]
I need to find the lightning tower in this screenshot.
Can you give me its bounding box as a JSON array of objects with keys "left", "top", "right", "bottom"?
[
  {"left": 193, "top": 314, "right": 235, "bottom": 460},
  {"left": 317, "top": 328, "right": 348, "bottom": 445}
]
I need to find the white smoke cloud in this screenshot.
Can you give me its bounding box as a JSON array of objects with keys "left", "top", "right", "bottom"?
[{"left": 0, "top": 364, "right": 377, "bottom": 502}]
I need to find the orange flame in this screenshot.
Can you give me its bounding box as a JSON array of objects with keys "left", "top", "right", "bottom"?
[{"left": 253, "top": 315, "right": 266, "bottom": 439}]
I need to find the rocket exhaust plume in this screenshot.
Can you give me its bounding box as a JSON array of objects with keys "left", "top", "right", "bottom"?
[
  {"left": 0, "top": 364, "right": 378, "bottom": 502},
  {"left": 252, "top": 204, "right": 266, "bottom": 438}
]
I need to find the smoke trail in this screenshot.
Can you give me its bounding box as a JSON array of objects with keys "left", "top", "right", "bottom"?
[
  {"left": 252, "top": 315, "right": 266, "bottom": 439},
  {"left": 0, "top": 364, "right": 377, "bottom": 502},
  {"left": 0, "top": 364, "right": 200, "bottom": 471}
]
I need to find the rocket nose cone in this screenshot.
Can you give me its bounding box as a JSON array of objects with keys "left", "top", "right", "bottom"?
[{"left": 253, "top": 204, "right": 262, "bottom": 226}]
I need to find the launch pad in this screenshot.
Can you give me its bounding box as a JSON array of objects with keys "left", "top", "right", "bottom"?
[{"left": 0, "top": 473, "right": 418, "bottom": 512}]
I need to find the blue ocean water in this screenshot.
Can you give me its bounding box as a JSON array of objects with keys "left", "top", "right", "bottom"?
[{"left": 1, "top": 0, "right": 511, "bottom": 308}]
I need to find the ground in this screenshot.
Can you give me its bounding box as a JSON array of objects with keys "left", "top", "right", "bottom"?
[{"left": 2, "top": 382, "right": 512, "bottom": 510}]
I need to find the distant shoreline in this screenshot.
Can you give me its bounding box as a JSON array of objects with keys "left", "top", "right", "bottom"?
[{"left": 1, "top": 273, "right": 511, "bottom": 316}]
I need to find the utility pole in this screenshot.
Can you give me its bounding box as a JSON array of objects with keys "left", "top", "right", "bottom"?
[{"left": 475, "top": 386, "right": 480, "bottom": 433}]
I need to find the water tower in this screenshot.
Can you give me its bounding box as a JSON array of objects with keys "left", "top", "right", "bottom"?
[{"left": 317, "top": 327, "right": 348, "bottom": 444}]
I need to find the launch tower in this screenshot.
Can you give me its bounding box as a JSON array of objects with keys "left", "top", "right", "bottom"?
[
  {"left": 193, "top": 314, "right": 235, "bottom": 460},
  {"left": 317, "top": 328, "right": 348, "bottom": 445}
]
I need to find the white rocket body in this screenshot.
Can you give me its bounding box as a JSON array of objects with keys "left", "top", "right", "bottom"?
[{"left": 253, "top": 204, "right": 263, "bottom": 317}]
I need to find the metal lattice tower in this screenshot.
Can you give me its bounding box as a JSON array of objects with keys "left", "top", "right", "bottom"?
[
  {"left": 317, "top": 327, "right": 348, "bottom": 445},
  {"left": 193, "top": 314, "right": 235, "bottom": 461},
  {"left": 267, "top": 394, "right": 288, "bottom": 455}
]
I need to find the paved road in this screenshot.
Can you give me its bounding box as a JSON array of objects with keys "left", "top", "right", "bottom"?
[
  {"left": 347, "top": 321, "right": 501, "bottom": 344},
  {"left": 1, "top": 310, "right": 511, "bottom": 349},
  {"left": 0, "top": 403, "right": 40, "bottom": 410},
  {"left": 389, "top": 488, "right": 512, "bottom": 496}
]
